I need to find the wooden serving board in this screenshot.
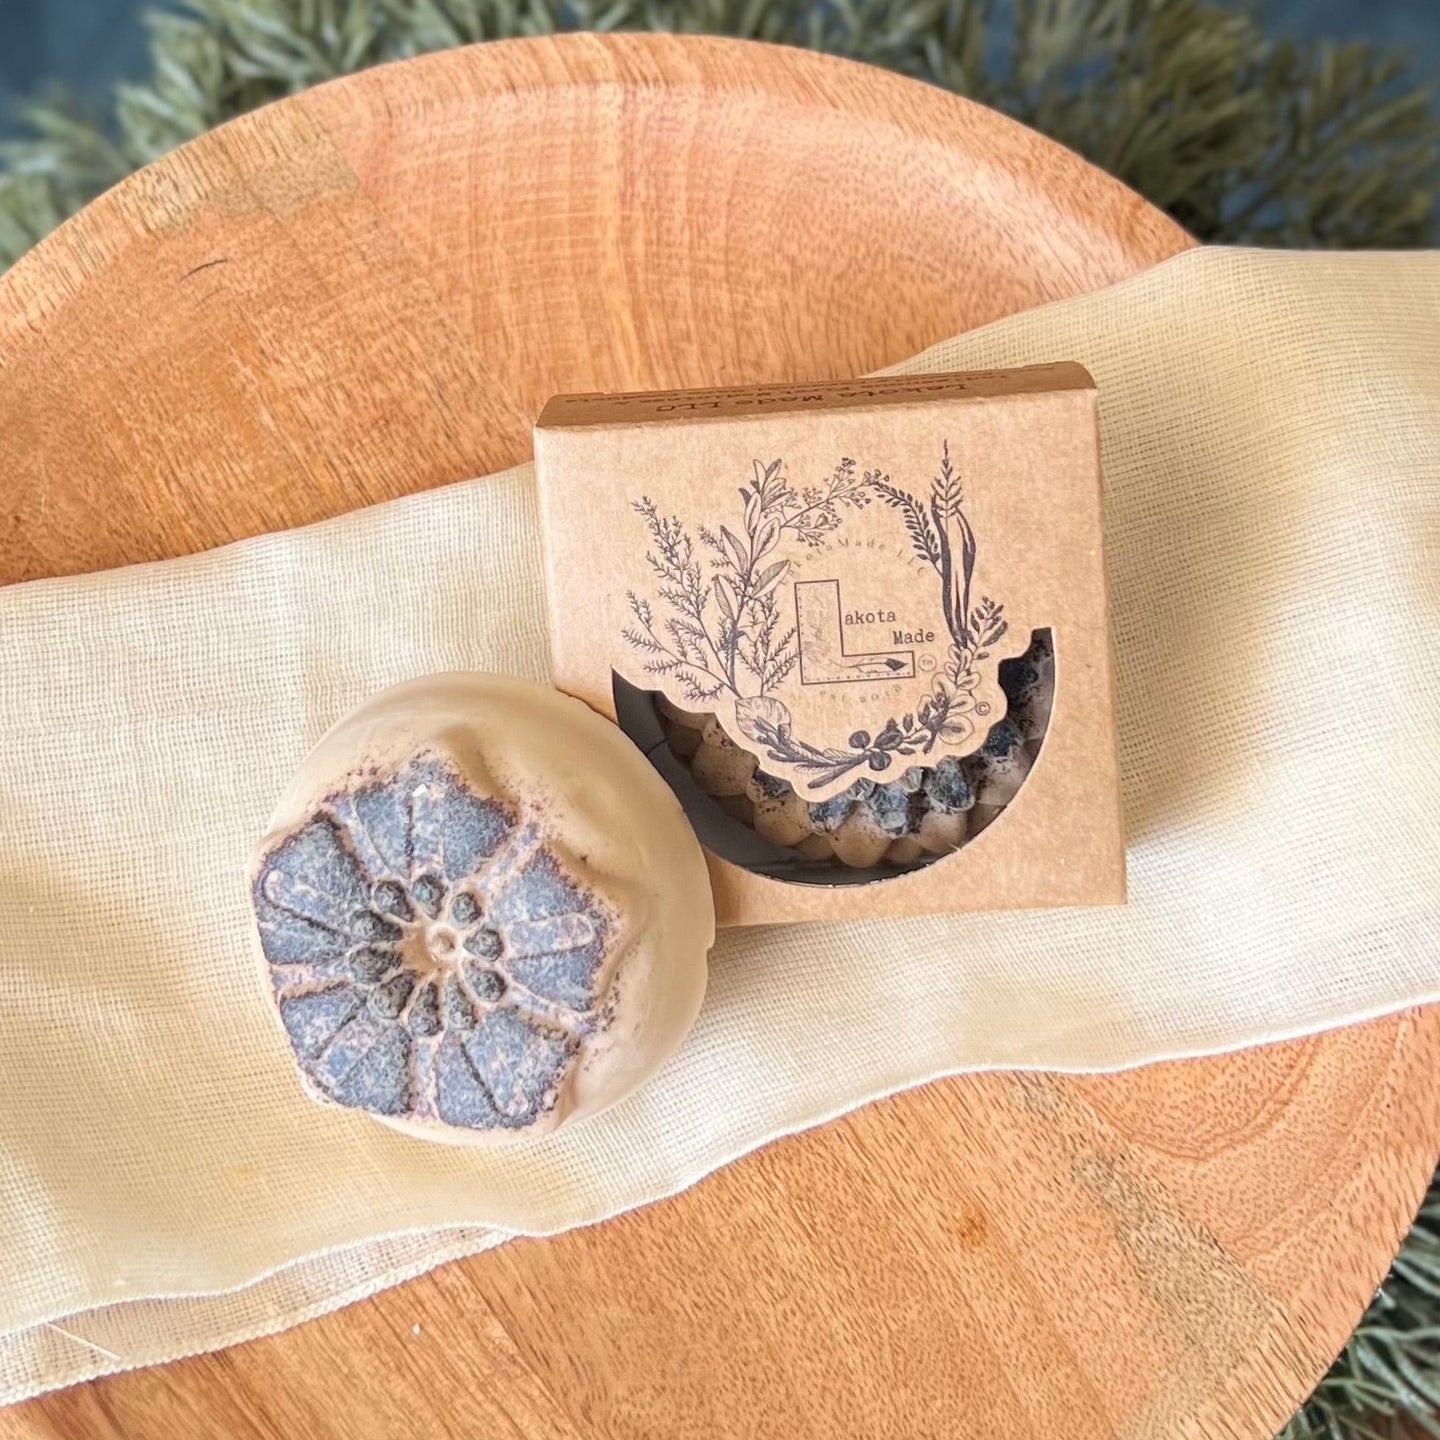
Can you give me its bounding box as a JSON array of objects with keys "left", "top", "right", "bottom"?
[{"left": 1, "top": 33, "right": 1436, "bottom": 1440}]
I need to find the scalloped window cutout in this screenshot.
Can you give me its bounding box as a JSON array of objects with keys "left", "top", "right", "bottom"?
[{"left": 614, "top": 628, "right": 1054, "bottom": 887}]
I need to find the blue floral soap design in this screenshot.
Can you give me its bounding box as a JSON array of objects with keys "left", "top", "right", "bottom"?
[
  {"left": 253, "top": 753, "right": 619, "bottom": 1133},
  {"left": 658, "top": 629, "right": 1054, "bottom": 870}
]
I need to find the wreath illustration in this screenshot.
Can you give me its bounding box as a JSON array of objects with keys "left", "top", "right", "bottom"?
[{"left": 623, "top": 442, "right": 1007, "bottom": 791}]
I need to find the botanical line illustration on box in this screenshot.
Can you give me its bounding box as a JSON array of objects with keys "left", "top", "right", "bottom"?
[{"left": 622, "top": 442, "right": 1009, "bottom": 793}]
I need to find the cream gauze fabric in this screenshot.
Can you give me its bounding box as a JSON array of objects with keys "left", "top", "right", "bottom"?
[{"left": 1, "top": 247, "right": 1438, "bottom": 1404}]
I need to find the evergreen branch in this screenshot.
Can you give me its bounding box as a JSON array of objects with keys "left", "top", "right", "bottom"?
[{"left": 3, "top": 0, "right": 1439, "bottom": 271}]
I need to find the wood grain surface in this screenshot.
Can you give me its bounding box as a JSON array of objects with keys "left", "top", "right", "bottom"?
[{"left": 1, "top": 32, "right": 1436, "bottom": 1439}]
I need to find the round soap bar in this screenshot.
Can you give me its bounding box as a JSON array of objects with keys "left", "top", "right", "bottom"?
[
  {"left": 250, "top": 673, "right": 714, "bottom": 1144},
  {"left": 662, "top": 629, "right": 1054, "bottom": 872}
]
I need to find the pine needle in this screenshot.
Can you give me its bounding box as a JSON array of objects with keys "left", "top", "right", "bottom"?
[{"left": 2, "top": 0, "right": 1439, "bottom": 267}]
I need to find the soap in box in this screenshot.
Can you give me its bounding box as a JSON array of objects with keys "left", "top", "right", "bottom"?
[{"left": 534, "top": 364, "right": 1124, "bottom": 927}]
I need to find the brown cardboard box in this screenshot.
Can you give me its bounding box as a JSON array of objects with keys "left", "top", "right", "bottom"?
[{"left": 535, "top": 365, "right": 1124, "bottom": 926}]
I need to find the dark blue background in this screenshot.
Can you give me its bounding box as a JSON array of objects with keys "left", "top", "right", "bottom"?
[
  {"left": 1, "top": 0, "right": 148, "bottom": 122},
  {"left": 1, "top": 0, "right": 1437, "bottom": 133}
]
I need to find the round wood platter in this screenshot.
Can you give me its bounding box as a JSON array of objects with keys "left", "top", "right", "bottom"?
[{"left": 1, "top": 33, "right": 1436, "bottom": 1440}]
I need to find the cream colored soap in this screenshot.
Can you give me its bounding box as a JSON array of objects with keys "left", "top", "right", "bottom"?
[
  {"left": 690, "top": 719, "right": 758, "bottom": 797},
  {"left": 250, "top": 673, "right": 714, "bottom": 1144},
  {"left": 831, "top": 809, "right": 893, "bottom": 869},
  {"left": 650, "top": 631, "right": 1054, "bottom": 878}
]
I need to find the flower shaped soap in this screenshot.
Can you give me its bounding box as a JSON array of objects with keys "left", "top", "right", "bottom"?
[
  {"left": 251, "top": 674, "right": 713, "bottom": 1143},
  {"left": 657, "top": 629, "right": 1054, "bottom": 871}
]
